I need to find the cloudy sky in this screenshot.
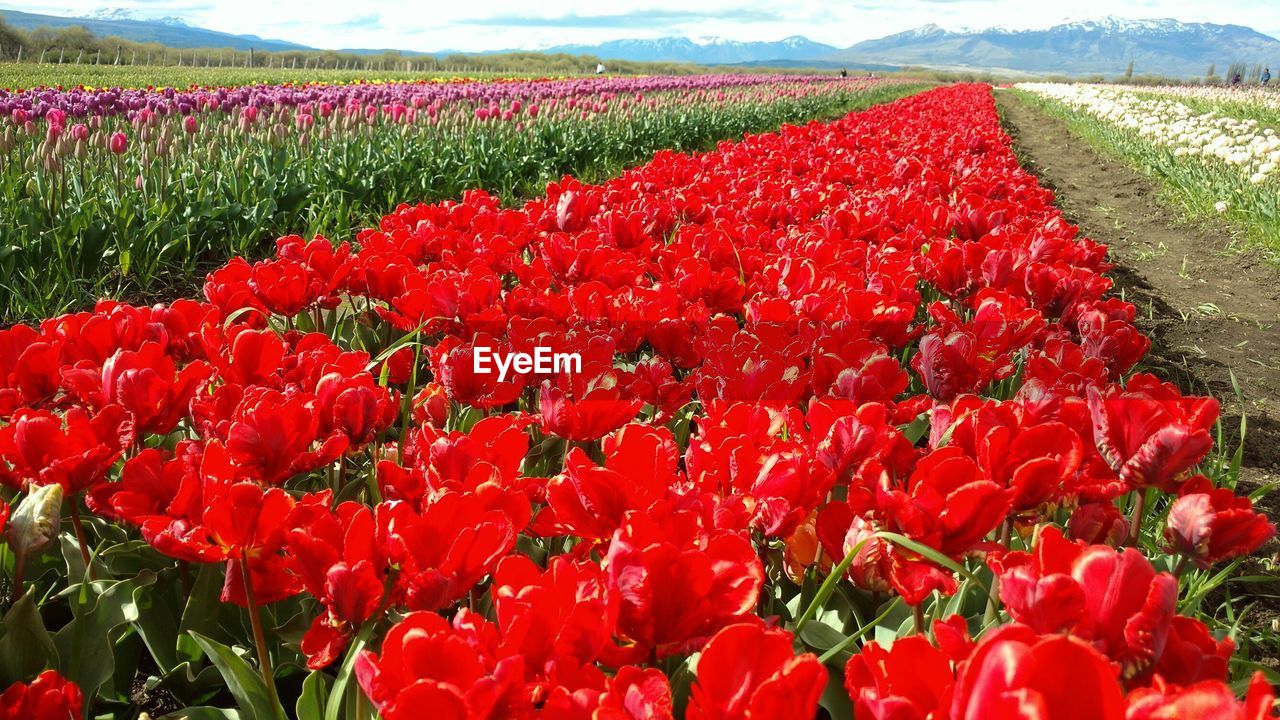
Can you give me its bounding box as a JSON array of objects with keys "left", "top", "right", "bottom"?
[{"left": 6, "top": 0, "right": 1279, "bottom": 51}]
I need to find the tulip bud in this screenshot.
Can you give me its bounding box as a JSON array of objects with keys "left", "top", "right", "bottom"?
[
  {"left": 6, "top": 484, "right": 63, "bottom": 563},
  {"left": 183, "top": 115, "right": 198, "bottom": 134},
  {"left": 108, "top": 131, "right": 128, "bottom": 155}
]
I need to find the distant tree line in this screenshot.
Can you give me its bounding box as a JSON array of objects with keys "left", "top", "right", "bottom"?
[
  {"left": 1110, "top": 60, "right": 1276, "bottom": 86},
  {"left": 0, "top": 16, "right": 717, "bottom": 75}
]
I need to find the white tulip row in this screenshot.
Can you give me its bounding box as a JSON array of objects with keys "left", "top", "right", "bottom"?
[
  {"left": 1111, "top": 84, "right": 1280, "bottom": 113},
  {"left": 1015, "top": 83, "right": 1280, "bottom": 185}
]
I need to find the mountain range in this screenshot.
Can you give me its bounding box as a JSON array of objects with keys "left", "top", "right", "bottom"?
[
  {"left": 0, "top": 7, "right": 307, "bottom": 52},
  {"left": 527, "top": 36, "right": 839, "bottom": 66},
  {"left": 1, "top": 9, "right": 1278, "bottom": 77},
  {"left": 830, "top": 17, "right": 1280, "bottom": 76}
]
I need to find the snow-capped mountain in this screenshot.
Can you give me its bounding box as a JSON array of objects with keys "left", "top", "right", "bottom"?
[
  {"left": 0, "top": 7, "right": 307, "bottom": 52},
  {"left": 82, "top": 7, "right": 192, "bottom": 27},
  {"left": 831, "top": 16, "right": 1280, "bottom": 76},
  {"left": 474, "top": 16, "right": 1279, "bottom": 77},
  {"left": 528, "top": 35, "right": 839, "bottom": 65}
]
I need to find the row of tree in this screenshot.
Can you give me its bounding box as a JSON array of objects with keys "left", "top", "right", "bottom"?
[
  {"left": 1212, "top": 62, "right": 1271, "bottom": 83},
  {"left": 0, "top": 17, "right": 713, "bottom": 76},
  {"left": 1116, "top": 60, "right": 1273, "bottom": 85}
]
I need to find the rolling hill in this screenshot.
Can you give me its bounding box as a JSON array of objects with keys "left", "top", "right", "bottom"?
[{"left": 0, "top": 7, "right": 307, "bottom": 52}]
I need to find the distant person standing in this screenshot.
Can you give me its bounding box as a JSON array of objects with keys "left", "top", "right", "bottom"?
[
  {"left": 1263, "top": 67, "right": 1272, "bottom": 86},
  {"left": 840, "top": 67, "right": 848, "bottom": 78},
  {"left": 1231, "top": 72, "right": 1243, "bottom": 86},
  {"left": 595, "top": 62, "right": 606, "bottom": 75}
]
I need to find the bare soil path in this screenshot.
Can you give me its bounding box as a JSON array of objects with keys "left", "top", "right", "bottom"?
[
  {"left": 995, "top": 88, "right": 1280, "bottom": 662},
  {"left": 996, "top": 90, "right": 1280, "bottom": 481}
]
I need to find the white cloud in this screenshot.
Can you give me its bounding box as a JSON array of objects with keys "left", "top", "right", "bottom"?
[{"left": 4, "top": 0, "right": 1278, "bottom": 51}]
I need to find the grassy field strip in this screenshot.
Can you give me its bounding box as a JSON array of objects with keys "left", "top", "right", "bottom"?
[{"left": 1015, "top": 84, "right": 1280, "bottom": 253}]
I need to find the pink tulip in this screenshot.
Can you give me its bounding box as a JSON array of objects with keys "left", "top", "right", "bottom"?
[{"left": 108, "top": 131, "right": 128, "bottom": 155}]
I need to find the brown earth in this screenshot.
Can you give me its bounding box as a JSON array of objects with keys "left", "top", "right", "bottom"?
[
  {"left": 996, "top": 89, "right": 1280, "bottom": 656},
  {"left": 996, "top": 90, "right": 1280, "bottom": 480}
]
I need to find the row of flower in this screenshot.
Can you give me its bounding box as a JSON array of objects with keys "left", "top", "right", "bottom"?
[
  {"left": 1016, "top": 83, "right": 1280, "bottom": 247},
  {"left": 1121, "top": 83, "right": 1280, "bottom": 121},
  {"left": 1017, "top": 84, "right": 1280, "bottom": 184},
  {"left": 1, "top": 74, "right": 841, "bottom": 121},
  {"left": 0, "top": 83, "right": 1274, "bottom": 718},
  {"left": 0, "top": 74, "right": 905, "bottom": 322}
]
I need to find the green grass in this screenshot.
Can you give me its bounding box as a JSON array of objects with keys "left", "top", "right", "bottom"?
[{"left": 1014, "top": 89, "right": 1280, "bottom": 258}]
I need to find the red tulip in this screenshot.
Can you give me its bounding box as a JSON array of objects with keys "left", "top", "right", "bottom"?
[
  {"left": 223, "top": 388, "right": 348, "bottom": 485},
  {"left": 0, "top": 324, "right": 61, "bottom": 418},
  {"left": 687, "top": 623, "right": 825, "bottom": 720},
  {"left": 355, "top": 610, "right": 523, "bottom": 720},
  {"left": 138, "top": 442, "right": 301, "bottom": 606},
  {"left": 604, "top": 509, "right": 762, "bottom": 659},
  {"left": 314, "top": 370, "right": 399, "bottom": 448},
  {"left": 107, "top": 130, "right": 127, "bottom": 154},
  {"left": 383, "top": 491, "right": 516, "bottom": 612},
  {"left": 286, "top": 495, "right": 388, "bottom": 668},
  {"left": 0, "top": 405, "right": 132, "bottom": 494},
  {"left": 249, "top": 257, "right": 322, "bottom": 317},
  {"left": 0, "top": 670, "right": 83, "bottom": 720},
  {"left": 912, "top": 330, "right": 985, "bottom": 402},
  {"left": 950, "top": 625, "right": 1126, "bottom": 720},
  {"left": 1126, "top": 671, "right": 1277, "bottom": 720},
  {"left": 62, "top": 341, "right": 212, "bottom": 436},
  {"left": 596, "top": 666, "right": 673, "bottom": 720},
  {"left": 1088, "top": 378, "right": 1219, "bottom": 492},
  {"left": 86, "top": 441, "right": 202, "bottom": 523},
  {"left": 491, "top": 555, "right": 617, "bottom": 671},
  {"left": 993, "top": 527, "right": 1177, "bottom": 676},
  {"left": 845, "top": 633, "right": 954, "bottom": 719},
  {"left": 536, "top": 424, "right": 677, "bottom": 541},
  {"left": 877, "top": 447, "right": 1009, "bottom": 566},
  {"left": 1165, "top": 480, "right": 1275, "bottom": 569}
]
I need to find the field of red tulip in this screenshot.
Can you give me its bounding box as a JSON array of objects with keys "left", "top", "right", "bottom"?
[
  {"left": 1, "top": 82, "right": 1277, "bottom": 719},
  {"left": 0, "top": 74, "right": 914, "bottom": 322}
]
